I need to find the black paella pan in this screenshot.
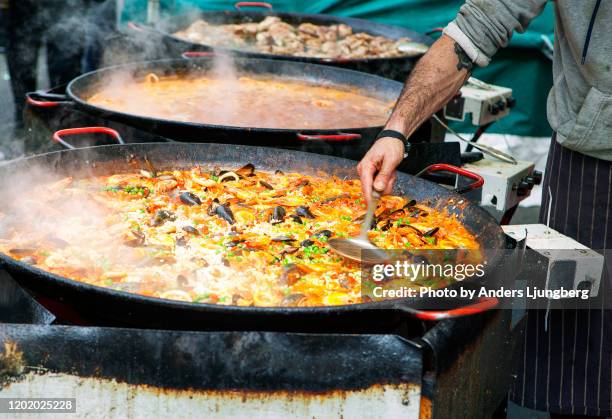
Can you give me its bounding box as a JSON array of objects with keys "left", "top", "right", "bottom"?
[
  {"left": 26, "top": 55, "right": 404, "bottom": 161},
  {"left": 126, "top": 1, "right": 433, "bottom": 81},
  {"left": 0, "top": 139, "right": 510, "bottom": 332}
]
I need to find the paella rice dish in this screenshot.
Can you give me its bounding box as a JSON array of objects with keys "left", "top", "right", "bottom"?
[{"left": 0, "top": 164, "right": 480, "bottom": 307}]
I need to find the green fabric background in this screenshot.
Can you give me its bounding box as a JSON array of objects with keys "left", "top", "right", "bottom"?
[{"left": 121, "top": 0, "right": 555, "bottom": 136}]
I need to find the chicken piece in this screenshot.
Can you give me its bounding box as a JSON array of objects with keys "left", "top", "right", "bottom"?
[
  {"left": 233, "top": 22, "right": 259, "bottom": 38},
  {"left": 305, "top": 37, "right": 323, "bottom": 49},
  {"left": 255, "top": 32, "right": 275, "bottom": 47},
  {"left": 267, "top": 21, "right": 296, "bottom": 39},
  {"left": 320, "top": 41, "right": 341, "bottom": 57},
  {"left": 273, "top": 39, "right": 304, "bottom": 55},
  {"left": 297, "top": 22, "right": 319, "bottom": 37},
  {"left": 257, "top": 16, "right": 281, "bottom": 31},
  {"left": 351, "top": 46, "right": 368, "bottom": 57},
  {"left": 336, "top": 24, "right": 352, "bottom": 38},
  {"left": 321, "top": 26, "right": 338, "bottom": 42}
]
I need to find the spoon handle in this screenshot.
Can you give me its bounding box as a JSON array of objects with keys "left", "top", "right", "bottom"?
[{"left": 359, "top": 190, "right": 381, "bottom": 239}]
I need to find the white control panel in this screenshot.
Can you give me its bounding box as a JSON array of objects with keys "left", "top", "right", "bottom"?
[
  {"left": 463, "top": 159, "right": 542, "bottom": 211},
  {"left": 444, "top": 78, "right": 515, "bottom": 126},
  {"left": 503, "top": 224, "right": 604, "bottom": 298}
]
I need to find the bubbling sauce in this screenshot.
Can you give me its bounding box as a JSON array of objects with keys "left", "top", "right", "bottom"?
[{"left": 87, "top": 74, "right": 394, "bottom": 130}]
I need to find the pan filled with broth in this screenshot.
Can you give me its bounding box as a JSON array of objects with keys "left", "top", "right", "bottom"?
[
  {"left": 86, "top": 71, "right": 393, "bottom": 130},
  {"left": 27, "top": 56, "right": 403, "bottom": 158}
]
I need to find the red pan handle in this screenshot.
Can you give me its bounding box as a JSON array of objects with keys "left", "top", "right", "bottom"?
[
  {"left": 234, "top": 2, "right": 273, "bottom": 10},
  {"left": 297, "top": 133, "right": 362, "bottom": 142},
  {"left": 412, "top": 297, "right": 499, "bottom": 321},
  {"left": 26, "top": 91, "right": 71, "bottom": 108},
  {"left": 419, "top": 163, "right": 484, "bottom": 193},
  {"left": 181, "top": 51, "right": 217, "bottom": 59},
  {"left": 52, "top": 127, "right": 125, "bottom": 150}
]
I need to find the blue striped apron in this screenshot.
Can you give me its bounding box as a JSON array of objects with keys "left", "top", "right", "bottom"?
[{"left": 510, "top": 137, "right": 612, "bottom": 417}]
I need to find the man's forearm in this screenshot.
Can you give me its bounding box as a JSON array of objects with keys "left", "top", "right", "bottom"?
[{"left": 385, "top": 34, "right": 472, "bottom": 138}]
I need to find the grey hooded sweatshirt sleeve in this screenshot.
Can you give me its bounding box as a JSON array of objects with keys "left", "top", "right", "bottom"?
[{"left": 443, "top": 1, "right": 612, "bottom": 161}]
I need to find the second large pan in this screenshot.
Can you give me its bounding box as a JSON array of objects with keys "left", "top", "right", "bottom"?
[
  {"left": 27, "top": 56, "right": 403, "bottom": 160},
  {"left": 127, "top": 2, "right": 432, "bottom": 81}
]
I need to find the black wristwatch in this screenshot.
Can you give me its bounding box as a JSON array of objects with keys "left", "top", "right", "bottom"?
[{"left": 375, "top": 129, "right": 411, "bottom": 158}]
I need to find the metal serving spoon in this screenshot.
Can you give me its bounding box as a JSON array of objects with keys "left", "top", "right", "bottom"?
[{"left": 328, "top": 190, "right": 389, "bottom": 264}]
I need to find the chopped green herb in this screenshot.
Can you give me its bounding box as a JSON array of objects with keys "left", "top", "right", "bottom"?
[
  {"left": 102, "top": 186, "right": 121, "bottom": 192},
  {"left": 193, "top": 293, "right": 210, "bottom": 303},
  {"left": 124, "top": 185, "right": 147, "bottom": 195},
  {"left": 340, "top": 215, "right": 352, "bottom": 221}
]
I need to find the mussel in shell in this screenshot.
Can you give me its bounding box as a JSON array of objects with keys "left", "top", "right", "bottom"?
[
  {"left": 208, "top": 199, "right": 235, "bottom": 225},
  {"left": 279, "top": 264, "right": 302, "bottom": 286},
  {"left": 312, "top": 229, "right": 333, "bottom": 239},
  {"left": 279, "top": 246, "right": 299, "bottom": 258},
  {"left": 180, "top": 191, "right": 202, "bottom": 206},
  {"left": 152, "top": 210, "right": 176, "bottom": 226},
  {"left": 296, "top": 206, "right": 315, "bottom": 219},
  {"left": 271, "top": 235, "right": 295, "bottom": 242},
  {"left": 270, "top": 206, "right": 286, "bottom": 225},
  {"left": 289, "top": 215, "right": 303, "bottom": 224},
  {"left": 259, "top": 180, "right": 274, "bottom": 190},
  {"left": 423, "top": 227, "right": 439, "bottom": 237},
  {"left": 281, "top": 293, "right": 306, "bottom": 306},
  {"left": 236, "top": 163, "right": 255, "bottom": 177},
  {"left": 182, "top": 226, "right": 200, "bottom": 235}
]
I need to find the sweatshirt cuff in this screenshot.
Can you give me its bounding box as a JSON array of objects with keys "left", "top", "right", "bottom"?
[{"left": 443, "top": 22, "right": 491, "bottom": 67}]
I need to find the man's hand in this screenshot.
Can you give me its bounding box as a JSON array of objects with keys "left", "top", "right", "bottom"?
[
  {"left": 357, "top": 137, "right": 405, "bottom": 202},
  {"left": 356, "top": 35, "right": 472, "bottom": 201}
]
